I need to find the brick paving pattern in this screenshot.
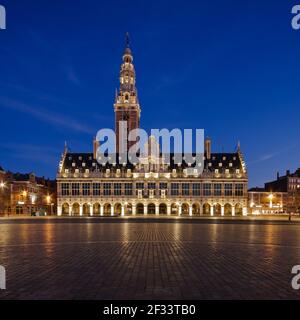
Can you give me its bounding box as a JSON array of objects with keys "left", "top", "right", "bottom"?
[{"left": 0, "top": 219, "right": 300, "bottom": 300}]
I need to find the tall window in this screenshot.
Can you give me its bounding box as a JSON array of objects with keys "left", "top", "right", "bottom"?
[
  {"left": 71, "top": 183, "right": 80, "bottom": 196},
  {"left": 148, "top": 183, "right": 156, "bottom": 189},
  {"left": 160, "top": 183, "right": 168, "bottom": 196},
  {"left": 61, "top": 183, "right": 69, "bottom": 196},
  {"left": 225, "top": 184, "right": 233, "bottom": 196},
  {"left": 182, "top": 183, "right": 190, "bottom": 196},
  {"left": 103, "top": 183, "right": 111, "bottom": 196},
  {"left": 203, "top": 183, "right": 212, "bottom": 196},
  {"left": 214, "top": 183, "right": 222, "bottom": 196},
  {"left": 114, "top": 183, "right": 122, "bottom": 196},
  {"left": 125, "top": 183, "right": 133, "bottom": 196},
  {"left": 82, "top": 183, "right": 90, "bottom": 196},
  {"left": 192, "top": 183, "right": 200, "bottom": 196},
  {"left": 93, "top": 183, "right": 101, "bottom": 196},
  {"left": 136, "top": 183, "right": 144, "bottom": 196},
  {"left": 171, "top": 183, "right": 179, "bottom": 196},
  {"left": 235, "top": 184, "right": 244, "bottom": 196}
]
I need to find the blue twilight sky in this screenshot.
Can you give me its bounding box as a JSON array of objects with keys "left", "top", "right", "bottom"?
[{"left": 0, "top": 0, "right": 300, "bottom": 187}]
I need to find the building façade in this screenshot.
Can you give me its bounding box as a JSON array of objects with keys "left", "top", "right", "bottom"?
[{"left": 56, "top": 37, "right": 248, "bottom": 217}]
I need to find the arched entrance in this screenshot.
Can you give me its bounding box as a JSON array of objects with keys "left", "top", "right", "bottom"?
[
  {"left": 171, "top": 203, "right": 179, "bottom": 215},
  {"left": 62, "top": 203, "right": 69, "bottom": 215},
  {"left": 214, "top": 204, "right": 222, "bottom": 216},
  {"left": 235, "top": 203, "right": 243, "bottom": 215},
  {"left": 148, "top": 203, "right": 155, "bottom": 214},
  {"left": 159, "top": 203, "right": 167, "bottom": 215},
  {"left": 182, "top": 203, "right": 189, "bottom": 215},
  {"left": 192, "top": 203, "right": 200, "bottom": 215},
  {"left": 125, "top": 203, "right": 132, "bottom": 215},
  {"left": 82, "top": 203, "right": 89, "bottom": 215},
  {"left": 93, "top": 203, "right": 100, "bottom": 215},
  {"left": 136, "top": 203, "right": 144, "bottom": 215},
  {"left": 224, "top": 203, "right": 232, "bottom": 216},
  {"left": 72, "top": 203, "right": 80, "bottom": 215},
  {"left": 203, "top": 203, "right": 210, "bottom": 215},
  {"left": 114, "top": 203, "right": 122, "bottom": 215},
  {"left": 104, "top": 203, "right": 111, "bottom": 215}
]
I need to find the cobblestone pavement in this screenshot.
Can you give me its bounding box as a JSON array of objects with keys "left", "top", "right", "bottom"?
[{"left": 0, "top": 219, "right": 300, "bottom": 300}]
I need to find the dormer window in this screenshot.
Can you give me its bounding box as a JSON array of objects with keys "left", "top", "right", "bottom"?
[
  {"left": 223, "top": 156, "right": 226, "bottom": 161},
  {"left": 229, "top": 163, "right": 233, "bottom": 167},
  {"left": 72, "top": 163, "right": 76, "bottom": 167},
  {"left": 219, "top": 163, "right": 222, "bottom": 167},
  {"left": 82, "top": 163, "right": 86, "bottom": 167},
  {"left": 78, "top": 156, "right": 82, "bottom": 161}
]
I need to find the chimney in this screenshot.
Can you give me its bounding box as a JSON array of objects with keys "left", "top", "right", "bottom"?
[
  {"left": 205, "top": 137, "right": 211, "bottom": 160},
  {"left": 93, "top": 137, "right": 99, "bottom": 159},
  {"left": 286, "top": 170, "right": 290, "bottom": 177},
  {"left": 277, "top": 172, "right": 280, "bottom": 180}
]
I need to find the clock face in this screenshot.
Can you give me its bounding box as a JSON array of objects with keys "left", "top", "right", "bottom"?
[{"left": 122, "top": 112, "right": 130, "bottom": 121}]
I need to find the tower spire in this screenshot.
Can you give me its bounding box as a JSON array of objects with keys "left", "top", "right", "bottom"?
[{"left": 125, "top": 32, "right": 130, "bottom": 48}]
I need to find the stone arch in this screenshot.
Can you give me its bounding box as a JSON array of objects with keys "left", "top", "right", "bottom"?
[
  {"left": 148, "top": 203, "right": 155, "bottom": 214},
  {"left": 214, "top": 203, "right": 222, "bottom": 216},
  {"left": 136, "top": 203, "right": 144, "bottom": 215},
  {"left": 203, "top": 203, "right": 211, "bottom": 215},
  {"left": 182, "top": 203, "right": 189, "bottom": 215},
  {"left": 224, "top": 203, "right": 232, "bottom": 216},
  {"left": 103, "top": 203, "right": 111, "bottom": 215},
  {"left": 171, "top": 203, "right": 179, "bottom": 215},
  {"left": 82, "top": 203, "right": 90, "bottom": 215},
  {"left": 235, "top": 203, "right": 243, "bottom": 215},
  {"left": 72, "top": 203, "right": 80, "bottom": 215},
  {"left": 114, "top": 203, "right": 122, "bottom": 215},
  {"left": 93, "top": 203, "right": 100, "bottom": 215},
  {"left": 125, "top": 203, "right": 132, "bottom": 215},
  {"left": 192, "top": 203, "right": 201, "bottom": 215},
  {"left": 159, "top": 203, "right": 167, "bottom": 215},
  {"left": 62, "top": 203, "right": 69, "bottom": 215}
]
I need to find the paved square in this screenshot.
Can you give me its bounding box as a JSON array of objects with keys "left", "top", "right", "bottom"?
[{"left": 0, "top": 218, "right": 300, "bottom": 300}]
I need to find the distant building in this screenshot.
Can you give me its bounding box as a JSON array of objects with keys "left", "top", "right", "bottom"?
[
  {"left": 248, "top": 187, "right": 287, "bottom": 214},
  {"left": 265, "top": 168, "right": 300, "bottom": 213},
  {"left": 0, "top": 167, "right": 56, "bottom": 216}
]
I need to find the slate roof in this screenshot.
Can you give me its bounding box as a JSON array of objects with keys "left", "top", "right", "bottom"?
[{"left": 61, "top": 152, "right": 244, "bottom": 173}]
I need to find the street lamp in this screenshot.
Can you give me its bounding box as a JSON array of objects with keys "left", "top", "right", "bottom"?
[
  {"left": 268, "top": 193, "right": 274, "bottom": 209},
  {"left": 0, "top": 181, "right": 5, "bottom": 189}
]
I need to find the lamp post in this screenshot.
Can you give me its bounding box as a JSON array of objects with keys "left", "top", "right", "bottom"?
[{"left": 0, "top": 181, "right": 5, "bottom": 215}]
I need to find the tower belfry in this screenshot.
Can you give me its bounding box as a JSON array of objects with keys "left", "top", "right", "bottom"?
[{"left": 114, "top": 33, "right": 141, "bottom": 154}]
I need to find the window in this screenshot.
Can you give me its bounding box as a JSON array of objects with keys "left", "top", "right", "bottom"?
[
  {"left": 214, "top": 183, "right": 222, "bottom": 196},
  {"left": 125, "top": 183, "right": 133, "bottom": 196},
  {"left": 203, "top": 183, "right": 212, "bottom": 196},
  {"left": 148, "top": 183, "right": 156, "bottom": 189},
  {"left": 182, "top": 183, "right": 190, "bottom": 196},
  {"left": 114, "top": 183, "right": 122, "bottom": 196},
  {"left": 192, "top": 183, "right": 201, "bottom": 196},
  {"left": 225, "top": 184, "right": 233, "bottom": 196},
  {"left": 171, "top": 183, "right": 179, "bottom": 196},
  {"left": 235, "top": 184, "right": 244, "bottom": 196},
  {"left": 136, "top": 183, "right": 144, "bottom": 190},
  {"left": 103, "top": 183, "right": 111, "bottom": 196},
  {"left": 71, "top": 183, "right": 80, "bottom": 196},
  {"left": 159, "top": 183, "right": 168, "bottom": 189},
  {"left": 61, "top": 183, "right": 69, "bottom": 196},
  {"left": 82, "top": 183, "right": 90, "bottom": 196},
  {"left": 93, "top": 183, "right": 101, "bottom": 196}
]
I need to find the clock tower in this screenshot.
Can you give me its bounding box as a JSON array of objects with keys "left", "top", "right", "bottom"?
[{"left": 114, "top": 33, "right": 141, "bottom": 154}]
